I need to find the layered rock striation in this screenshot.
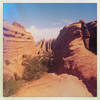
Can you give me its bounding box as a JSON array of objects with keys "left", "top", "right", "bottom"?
[
  {"left": 3, "top": 20, "right": 54, "bottom": 79},
  {"left": 34, "top": 39, "right": 53, "bottom": 56},
  {"left": 3, "top": 20, "right": 97, "bottom": 97},
  {"left": 3, "top": 20, "right": 35, "bottom": 79}
]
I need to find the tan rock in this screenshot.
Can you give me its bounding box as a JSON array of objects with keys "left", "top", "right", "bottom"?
[
  {"left": 3, "top": 21, "right": 35, "bottom": 79},
  {"left": 52, "top": 20, "right": 97, "bottom": 96}
]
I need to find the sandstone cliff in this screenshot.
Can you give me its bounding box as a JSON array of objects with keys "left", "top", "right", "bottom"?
[
  {"left": 3, "top": 20, "right": 35, "bottom": 79},
  {"left": 86, "top": 21, "right": 97, "bottom": 54},
  {"left": 3, "top": 20, "right": 55, "bottom": 80},
  {"left": 3, "top": 20, "right": 97, "bottom": 97},
  {"left": 34, "top": 39, "right": 54, "bottom": 56},
  {"left": 52, "top": 20, "right": 97, "bottom": 96}
]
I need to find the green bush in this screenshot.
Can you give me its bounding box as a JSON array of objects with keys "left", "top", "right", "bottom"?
[
  {"left": 22, "top": 54, "right": 54, "bottom": 81},
  {"left": 3, "top": 79, "right": 20, "bottom": 97},
  {"left": 22, "top": 56, "right": 48, "bottom": 81},
  {"left": 3, "top": 53, "right": 54, "bottom": 96}
]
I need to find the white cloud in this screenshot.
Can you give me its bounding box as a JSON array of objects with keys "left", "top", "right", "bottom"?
[
  {"left": 26, "top": 25, "right": 61, "bottom": 42},
  {"left": 26, "top": 19, "right": 74, "bottom": 42},
  {"left": 53, "top": 19, "right": 73, "bottom": 26},
  {"left": 61, "top": 19, "right": 73, "bottom": 24}
]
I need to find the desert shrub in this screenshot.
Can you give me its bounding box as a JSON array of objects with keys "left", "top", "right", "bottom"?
[
  {"left": 3, "top": 79, "right": 20, "bottom": 97},
  {"left": 22, "top": 56, "right": 48, "bottom": 81},
  {"left": 22, "top": 53, "right": 54, "bottom": 81}
]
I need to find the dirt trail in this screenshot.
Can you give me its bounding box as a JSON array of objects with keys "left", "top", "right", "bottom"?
[{"left": 12, "top": 73, "right": 92, "bottom": 97}]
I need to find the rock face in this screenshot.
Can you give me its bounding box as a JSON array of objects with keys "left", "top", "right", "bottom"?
[
  {"left": 12, "top": 73, "right": 92, "bottom": 97},
  {"left": 3, "top": 20, "right": 55, "bottom": 80},
  {"left": 3, "top": 20, "right": 97, "bottom": 97},
  {"left": 86, "top": 21, "right": 97, "bottom": 54},
  {"left": 52, "top": 20, "right": 97, "bottom": 96},
  {"left": 34, "top": 39, "right": 55, "bottom": 57},
  {"left": 3, "top": 20, "right": 35, "bottom": 79},
  {"left": 34, "top": 40, "right": 52, "bottom": 56}
]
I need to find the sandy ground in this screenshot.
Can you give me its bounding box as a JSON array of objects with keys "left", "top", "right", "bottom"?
[{"left": 12, "top": 73, "right": 92, "bottom": 97}]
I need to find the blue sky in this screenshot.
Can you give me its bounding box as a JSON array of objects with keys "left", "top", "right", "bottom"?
[{"left": 3, "top": 3, "right": 97, "bottom": 42}]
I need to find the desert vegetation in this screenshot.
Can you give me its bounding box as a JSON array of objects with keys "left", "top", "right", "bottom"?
[
  {"left": 22, "top": 53, "right": 54, "bottom": 81},
  {"left": 3, "top": 20, "right": 97, "bottom": 97},
  {"left": 3, "top": 52, "right": 54, "bottom": 96},
  {"left": 3, "top": 79, "right": 20, "bottom": 97}
]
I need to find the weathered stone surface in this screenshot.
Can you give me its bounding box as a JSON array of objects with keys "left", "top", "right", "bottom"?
[
  {"left": 3, "top": 20, "right": 35, "bottom": 79},
  {"left": 3, "top": 20, "right": 97, "bottom": 97},
  {"left": 34, "top": 39, "right": 54, "bottom": 56},
  {"left": 52, "top": 20, "right": 97, "bottom": 96},
  {"left": 86, "top": 21, "right": 97, "bottom": 54}
]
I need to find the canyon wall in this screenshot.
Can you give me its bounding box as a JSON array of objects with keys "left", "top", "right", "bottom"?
[
  {"left": 3, "top": 20, "right": 97, "bottom": 96},
  {"left": 87, "top": 21, "right": 97, "bottom": 54},
  {"left": 3, "top": 20, "right": 53, "bottom": 79},
  {"left": 34, "top": 39, "right": 53, "bottom": 56},
  {"left": 52, "top": 20, "right": 97, "bottom": 96},
  {"left": 3, "top": 21, "right": 35, "bottom": 79}
]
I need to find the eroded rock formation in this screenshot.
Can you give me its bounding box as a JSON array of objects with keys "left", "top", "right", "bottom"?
[
  {"left": 3, "top": 20, "right": 35, "bottom": 79},
  {"left": 34, "top": 39, "right": 53, "bottom": 56},
  {"left": 52, "top": 20, "right": 97, "bottom": 96},
  {"left": 87, "top": 21, "right": 97, "bottom": 54},
  {"left": 3, "top": 20, "right": 97, "bottom": 97},
  {"left": 3, "top": 20, "right": 54, "bottom": 79}
]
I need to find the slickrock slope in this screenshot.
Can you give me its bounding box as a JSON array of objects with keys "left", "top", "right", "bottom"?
[
  {"left": 52, "top": 20, "right": 97, "bottom": 96},
  {"left": 12, "top": 73, "right": 92, "bottom": 97},
  {"left": 3, "top": 20, "right": 35, "bottom": 79}
]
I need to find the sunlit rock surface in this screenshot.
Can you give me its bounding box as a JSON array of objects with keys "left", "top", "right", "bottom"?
[
  {"left": 52, "top": 20, "right": 97, "bottom": 96},
  {"left": 3, "top": 20, "right": 35, "bottom": 79}
]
